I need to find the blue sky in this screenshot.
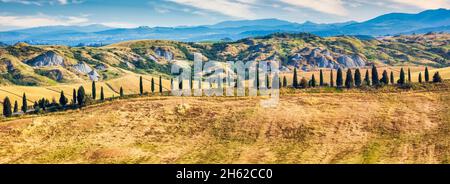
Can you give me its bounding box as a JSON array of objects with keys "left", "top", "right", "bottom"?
[{"left": 0, "top": 0, "right": 449, "bottom": 31}]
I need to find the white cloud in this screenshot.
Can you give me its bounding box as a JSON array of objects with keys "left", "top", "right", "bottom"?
[
  {"left": 280, "top": 0, "right": 348, "bottom": 16},
  {"left": 0, "top": 14, "right": 89, "bottom": 28},
  {"left": 0, "top": 0, "right": 82, "bottom": 5},
  {"left": 167, "top": 0, "right": 256, "bottom": 19},
  {"left": 155, "top": 7, "right": 171, "bottom": 14},
  {"left": 386, "top": 0, "right": 450, "bottom": 9},
  {"left": 0, "top": 0, "right": 42, "bottom": 5}
]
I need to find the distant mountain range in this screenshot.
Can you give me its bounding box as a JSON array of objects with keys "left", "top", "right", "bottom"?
[{"left": 0, "top": 9, "right": 449, "bottom": 46}]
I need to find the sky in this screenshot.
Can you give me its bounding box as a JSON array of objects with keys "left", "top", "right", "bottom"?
[{"left": 0, "top": 0, "right": 449, "bottom": 31}]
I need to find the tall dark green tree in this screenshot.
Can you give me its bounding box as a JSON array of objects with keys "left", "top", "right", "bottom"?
[
  {"left": 311, "top": 74, "right": 316, "bottom": 88},
  {"left": 408, "top": 68, "right": 412, "bottom": 83},
  {"left": 336, "top": 68, "right": 343, "bottom": 88},
  {"left": 433, "top": 72, "right": 443, "bottom": 83},
  {"left": 151, "top": 78, "right": 155, "bottom": 94},
  {"left": 278, "top": 77, "right": 282, "bottom": 89},
  {"left": 266, "top": 74, "right": 270, "bottom": 88},
  {"left": 3, "top": 97, "right": 12, "bottom": 117},
  {"left": 390, "top": 71, "right": 395, "bottom": 84},
  {"left": 77, "top": 86, "right": 85, "bottom": 108},
  {"left": 100, "top": 87, "right": 104, "bottom": 101},
  {"left": 13, "top": 100, "right": 18, "bottom": 113},
  {"left": 371, "top": 65, "right": 379, "bottom": 86},
  {"left": 72, "top": 89, "right": 77, "bottom": 105},
  {"left": 300, "top": 78, "right": 308, "bottom": 89},
  {"left": 399, "top": 68, "right": 406, "bottom": 85},
  {"left": 159, "top": 76, "right": 163, "bottom": 94},
  {"left": 425, "top": 67, "right": 430, "bottom": 82},
  {"left": 381, "top": 70, "right": 389, "bottom": 84},
  {"left": 283, "top": 76, "right": 287, "bottom": 87},
  {"left": 33, "top": 101, "right": 39, "bottom": 111},
  {"left": 92, "top": 81, "right": 96, "bottom": 100},
  {"left": 139, "top": 76, "right": 143, "bottom": 95},
  {"left": 330, "top": 69, "right": 334, "bottom": 87},
  {"left": 293, "top": 68, "right": 298, "bottom": 88},
  {"left": 319, "top": 69, "right": 324, "bottom": 86},
  {"left": 255, "top": 66, "right": 260, "bottom": 89},
  {"left": 364, "top": 70, "right": 370, "bottom": 86},
  {"left": 21, "top": 93, "right": 27, "bottom": 113},
  {"left": 170, "top": 78, "right": 173, "bottom": 91},
  {"left": 179, "top": 78, "right": 183, "bottom": 90},
  {"left": 354, "top": 68, "right": 362, "bottom": 87},
  {"left": 418, "top": 72, "right": 423, "bottom": 83},
  {"left": 120, "top": 87, "right": 124, "bottom": 97},
  {"left": 345, "top": 69, "right": 353, "bottom": 89},
  {"left": 59, "top": 91, "right": 68, "bottom": 107}
]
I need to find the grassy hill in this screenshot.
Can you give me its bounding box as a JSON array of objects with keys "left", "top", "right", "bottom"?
[
  {"left": 0, "top": 88, "right": 448, "bottom": 163},
  {"left": 0, "top": 33, "right": 449, "bottom": 87}
]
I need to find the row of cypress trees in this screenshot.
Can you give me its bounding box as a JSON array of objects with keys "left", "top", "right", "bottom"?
[
  {"left": 2, "top": 75, "right": 166, "bottom": 117},
  {"left": 1, "top": 69, "right": 445, "bottom": 117},
  {"left": 288, "top": 66, "right": 443, "bottom": 89},
  {"left": 139, "top": 76, "right": 164, "bottom": 95}
]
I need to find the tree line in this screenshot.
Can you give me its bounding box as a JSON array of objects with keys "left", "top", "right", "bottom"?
[
  {"left": 287, "top": 66, "right": 443, "bottom": 89},
  {"left": 2, "top": 76, "right": 165, "bottom": 118},
  {"left": 1, "top": 68, "right": 445, "bottom": 118}
]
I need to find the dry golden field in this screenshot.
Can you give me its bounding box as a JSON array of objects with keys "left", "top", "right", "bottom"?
[{"left": 0, "top": 86, "right": 449, "bottom": 164}]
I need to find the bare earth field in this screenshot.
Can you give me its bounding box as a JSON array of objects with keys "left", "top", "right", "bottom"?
[{"left": 0, "top": 89, "right": 449, "bottom": 163}]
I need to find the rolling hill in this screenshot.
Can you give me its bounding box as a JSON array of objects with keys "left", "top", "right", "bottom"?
[{"left": 0, "top": 32, "right": 448, "bottom": 88}]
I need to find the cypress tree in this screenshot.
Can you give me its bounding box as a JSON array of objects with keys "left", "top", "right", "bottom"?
[
  {"left": 21, "top": 93, "right": 27, "bottom": 113},
  {"left": 433, "top": 72, "right": 443, "bottom": 83},
  {"left": 179, "top": 79, "right": 183, "bottom": 90},
  {"left": 77, "top": 86, "right": 85, "bottom": 108},
  {"left": 408, "top": 68, "right": 412, "bottom": 82},
  {"left": 255, "top": 66, "right": 260, "bottom": 89},
  {"left": 390, "top": 71, "right": 395, "bottom": 84},
  {"left": 345, "top": 69, "right": 353, "bottom": 89},
  {"left": 371, "top": 65, "right": 379, "bottom": 86},
  {"left": 159, "top": 76, "right": 163, "bottom": 94},
  {"left": 330, "top": 69, "right": 334, "bottom": 87},
  {"left": 170, "top": 78, "right": 173, "bottom": 91},
  {"left": 13, "top": 100, "right": 18, "bottom": 113},
  {"left": 139, "top": 76, "right": 143, "bottom": 95},
  {"left": 354, "top": 68, "right": 362, "bottom": 87},
  {"left": 33, "top": 101, "right": 39, "bottom": 112},
  {"left": 283, "top": 76, "right": 287, "bottom": 87},
  {"left": 120, "top": 87, "right": 124, "bottom": 97},
  {"left": 151, "top": 78, "right": 155, "bottom": 94},
  {"left": 266, "top": 74, "right": 270, "bottom": 88},
  {"left": 336, "top": 68, "right": 343, "bottom": 88},
  {"left": 381, "top": 70, "right": 389, "bottom": 84},
  {"left": 425, "top": 67, "right": 430, "bottom": 82},
  {"left": 92, "top": 81, "right": 96, "bottom": 100},
  {"left": 100, "top": 87, "right": 104, "bottom": 101},
  {"left": 3, "top": 97, "right": 12, "bottom": 117},
  {"left": 399, "top": 68, "right": 406, "bottom": 85},
  {"left": 72, "top": 89, "right": 77, "bottom": 105},
  {"left": 319, "top": 69, "right": 324, "bottom": 86},
  {"left": 293, "top": 68, "right": 298, "bottom": 88},
  {"left": 300, "top": 78, "right": 308, "bottom": 89},
  {"left": 311, "top": 74, "right": 316, "bottom": 87},
  {"left": 418, "top": 72, "right": 423, "bottom": 83},
  {"left": 278, "top": 77, "right": 282, "bottom": 89},
  {"left": 59, "top": 91, "right": 68, "bottom": 107},
  {"left": 364, "top": 70, "right": 370, "bottom": 86},
  {"left": 190, "top": 75, "right": 193, "bottom": 90}
]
